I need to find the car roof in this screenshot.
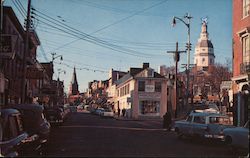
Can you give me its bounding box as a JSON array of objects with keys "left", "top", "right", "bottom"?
[
  {"left": 1, "top": 108, "right": 20, "bottom": 118},
  {"left": 11, "top": 104, "right": 44, "bottom": 112},
  {"left": 190, "top": 111, "right": 228, "bottom": 117}
]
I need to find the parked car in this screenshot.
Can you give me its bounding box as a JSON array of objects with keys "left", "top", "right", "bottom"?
[
  {"left": 61, "top": 104, "right": 70, "bottom": 120},
  {"left": 12, "top": 104, "right": 51, "bottom": 155},
  {"left": 77, "top": 104, "right": 84, "bottom": 112},
  {"left": 223, "top": 120, "right": 249, "bottom": 150},
  {"left": 94, "top": 107, "right": 105, "bottom": 115},
  {"left": 0, "top": 109, "right": 29, "bottom": 157},
  {"left": 100, "top": 108, "right": 114, "bottom": 118},
  {"left": 44, "top": 107, "right": 64, "bottom": 125},
  {"left": 174, "top": 110, "right": 233, "bottom": 140}
]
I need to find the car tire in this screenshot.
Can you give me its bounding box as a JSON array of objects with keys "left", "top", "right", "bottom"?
[
  {"left": 225, "top": 136, "right": 232, "bottom": 145},
  {"left": 175, "top": 128, "right": 183, "bottom": 139}
]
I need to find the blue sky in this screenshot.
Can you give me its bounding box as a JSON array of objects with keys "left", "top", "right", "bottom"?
[{"left": 4, "top": 0, "right": 232, "bottom": 93}]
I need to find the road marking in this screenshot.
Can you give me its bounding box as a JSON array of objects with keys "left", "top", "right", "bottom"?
[{"left": 60, "top": 125, "right": 165, "bottom": 131}]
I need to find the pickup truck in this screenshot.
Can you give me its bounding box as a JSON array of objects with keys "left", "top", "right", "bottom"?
[{"left": 174, "top": 110, "right": 233, "bottom": 140}]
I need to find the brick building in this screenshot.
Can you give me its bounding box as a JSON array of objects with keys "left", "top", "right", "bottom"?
[{"left": 232, "top": 0, "right": 250, "bottom": 126}]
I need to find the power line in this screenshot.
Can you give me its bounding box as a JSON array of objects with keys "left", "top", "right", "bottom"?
[
  {"left": 40, "top": 0, "right": 168, "bottom": 52},
  {"left": 33, "top": 10, "right": 153, "bottom": 57}
]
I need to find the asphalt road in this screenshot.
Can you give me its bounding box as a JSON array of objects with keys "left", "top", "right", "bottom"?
[{"left": 45, "top": 111, "right": 244, "bottom": 157}]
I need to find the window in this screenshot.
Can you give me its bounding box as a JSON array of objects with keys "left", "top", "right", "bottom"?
[
  {"left": 155, "top": 82, "right": 161, "bottom": 92},
  {"left": 193, "top": 116, "right": 205, "bottom": 124},
  {"left": 243, "top": 0, "right": 250, "bottom": 18},
  {"left": 243, "top": 35, "right": 250, "bottom": 64},
  {"left": 138, "top": 81, "right": 145, "bottom": 91},
  {"left": 186, "top": 115, "right": 193, "bottom": 122},
  {"left": 202, "top": 58, "right": 205, "bottom": 63}
]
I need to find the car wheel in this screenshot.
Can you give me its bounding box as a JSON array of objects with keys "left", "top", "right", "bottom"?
[
  {"left": 225, "top": 136, "right": 232, "bottom": 145},
  {"left": 175, "top": 128, "right": 183, "bottom": 139}
]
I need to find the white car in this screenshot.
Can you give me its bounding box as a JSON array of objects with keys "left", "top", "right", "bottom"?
[
  {"left": 100, "top": 108, "right": 114, "bottom": 117},
  {"left": 223, "top": 120, "right": 249, "bottom": 150},
  {"left": 95, "top": 108, "right": 104, "bottom": 115},
  {"left": 174, "top": 110, "right": 233, "bottom": 140}
]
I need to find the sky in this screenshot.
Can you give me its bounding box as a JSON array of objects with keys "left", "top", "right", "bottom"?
[{"left": 4, "top": 0, "right": 232, "bottom": 93}]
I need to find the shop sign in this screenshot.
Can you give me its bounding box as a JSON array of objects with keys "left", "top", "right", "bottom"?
[
  {"left": 145, "top": 85, "right": 155, "bottom": 92},
  {"left": 0, "top": 35, "right": 17, "bottom": 58}
]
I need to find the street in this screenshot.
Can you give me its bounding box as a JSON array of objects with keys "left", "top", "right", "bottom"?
[{"left": 45, "top": 112, "right": 239, "bottom": 157}]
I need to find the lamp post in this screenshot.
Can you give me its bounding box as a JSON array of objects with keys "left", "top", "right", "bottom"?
[
  {"left": 51, "top": 52, "right": 63, "bottom": 63},
  {"left": 172, "top": 13, "right": 192, "bottom": 109}
]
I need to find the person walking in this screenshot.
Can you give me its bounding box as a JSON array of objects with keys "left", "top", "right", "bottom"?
[
  {"left": 118, "top": 107, "right": 121, "bottom": 117},
  {"left": 122, "top": 108, "right": 126, "bottom": 117},
  {"left": 163, "top": 112, "right": 172, "bottom": 131}
]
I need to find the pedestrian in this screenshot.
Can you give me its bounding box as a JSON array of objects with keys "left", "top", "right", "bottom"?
[
  {"left": 118, "top": 108, "right": 121, "bottom": 117},
  {"left": 163, "top": 112, "right": 172, "bottom": 131},
  {"left": 122, "top": 108, "right": 126, "bottom": 117}
]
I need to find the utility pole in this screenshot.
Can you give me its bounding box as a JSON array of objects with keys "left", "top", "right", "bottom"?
[
  {"left": 167, "top": 42, "right": 186, "bottom": 118},
  {"left": 172, "top": 13, "right": 192, "bottom": 110},
  {"left": 21, "top": 0, "right": 31, "bottom": 103}
]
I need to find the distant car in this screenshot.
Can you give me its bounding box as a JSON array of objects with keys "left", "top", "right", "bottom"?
[
  {"left": 12, "top": 104, "right": 51, "bottom": 155},
  {"left": 0, "top": 109, "right": 29, "bottom": 157},
  {"left": 77, "top": 104, "right": 84, "bottom": 112},
  {"left": 95, "top": 108, "right": 105, "bottom": 115},
  {"left": 100, "top": 108, "right": 114, "bottom": 117},
  {"left": 223, "top": 120, "right": 249, "bottom": 150},
  {"left": 45, "top": 107, "right": 64, "bottom": 125},
  {"left": 174, "top": 110, "right": 233, "bottom": 140},
  {"left": 84, "top": 105, "right": 90, "bottom": 111}
]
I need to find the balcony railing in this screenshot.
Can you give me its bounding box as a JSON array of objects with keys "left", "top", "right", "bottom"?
[{"left": 240, "top": 62, "right": 250, "bottom": 74}]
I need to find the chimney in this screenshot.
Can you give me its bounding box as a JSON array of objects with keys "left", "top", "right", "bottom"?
[{"left": 142, "top": 63, "right": 149, "bottom": 69}]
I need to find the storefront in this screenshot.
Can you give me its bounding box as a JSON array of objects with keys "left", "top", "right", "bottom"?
[{"left": 139, "top": 100, "right": 160, "bottom": 116}]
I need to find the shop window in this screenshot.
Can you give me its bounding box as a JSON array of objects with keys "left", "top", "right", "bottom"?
[
  {"left": 155, "top": 82, "right": 161, "bottom": 92},
  {"left": 140, "top": 100, "right": 160, "bottom": 114},
  {"left": 138, "top": 81, "right": 145, "bottom": 91},
  {"left": 243, "top": 0, "right": 250, "bottom": 18}
]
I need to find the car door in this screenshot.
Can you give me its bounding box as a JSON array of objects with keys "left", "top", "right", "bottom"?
[
  {"left": 182, "top": 115, "right": 193, "bottom": 135},
  {"left": 1, "top": 113, "right": 28, "bottom": 157},
  {"left": 192, "top": 116, "right": 207, "bottom": 137}
]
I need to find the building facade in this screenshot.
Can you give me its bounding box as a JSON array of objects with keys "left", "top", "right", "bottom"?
[
  {"left": 232, "top": 0, "right": 250, "bottom": 126},
  {"left": 115, "top": 63, "right": 168, "bottom": 119}
]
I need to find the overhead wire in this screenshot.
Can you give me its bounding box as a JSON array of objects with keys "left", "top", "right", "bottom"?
[
  {"left": 36, "top": 0, "right": 168, "bottom": 53},
  {"left": 33, "top": 10, "right": 153, "bottom": 58}
]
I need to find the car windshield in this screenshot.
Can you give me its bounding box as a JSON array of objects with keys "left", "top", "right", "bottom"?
[{"left": 209, "top": 116, "right": 231, "bottom": 125}]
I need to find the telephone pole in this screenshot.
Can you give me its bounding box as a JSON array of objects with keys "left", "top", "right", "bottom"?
[
  {"left": 167, "top": 42, "right": 186, "bottom": 118},
  {"left": 21, "top": 0, "right": 31, "bottom": 103}
]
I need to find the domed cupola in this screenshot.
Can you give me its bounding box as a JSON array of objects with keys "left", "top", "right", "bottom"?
[{"left": 194, "top": 19, "right": 215, "bottom": 70}]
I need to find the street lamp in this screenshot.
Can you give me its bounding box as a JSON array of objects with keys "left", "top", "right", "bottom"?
[
  {"left": 51, "top": 52, "right": 63, "bottom": 62},
  {"left": 172, "top": 13, "right": 192, "bottom": 109}
]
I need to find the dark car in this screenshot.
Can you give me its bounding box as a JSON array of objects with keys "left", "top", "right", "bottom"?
[
  {"left": 44, "top": 106, "right": 64, "bottom": 125},
  {"left": 12, "top": 104, "right": 51, "bottom": 155},
  {"left": 0, "top": 109, "right": 29, "bottom": 157}
]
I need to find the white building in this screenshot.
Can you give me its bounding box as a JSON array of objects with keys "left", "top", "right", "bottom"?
[{"left": 194, "top": 21, "right": 215, "bottom": 70}]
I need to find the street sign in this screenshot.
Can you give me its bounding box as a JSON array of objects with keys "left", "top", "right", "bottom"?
[{"left": 0, "top": 35, "right": 17, "bottom": 58}]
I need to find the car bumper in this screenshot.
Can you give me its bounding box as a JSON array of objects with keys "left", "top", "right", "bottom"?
[{"left": 204, "top": 134, "right": 224, "bottom": 140}]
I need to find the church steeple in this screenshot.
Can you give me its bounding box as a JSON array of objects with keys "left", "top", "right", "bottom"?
[
  {"left": 194, "top": 19, "right": 215, "bottom": 70},
  {"left": 69, "top": 67, "right": 79, "bottom": 95},
  {"left": 71, "top": 67, "right": 78, "bottom": 85}
]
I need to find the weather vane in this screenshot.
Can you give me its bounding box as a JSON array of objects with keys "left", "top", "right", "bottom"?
[{"left": 201, "top": 17, "right": 208, "bottom": 24}]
